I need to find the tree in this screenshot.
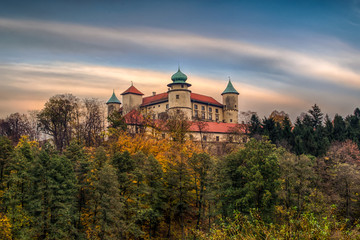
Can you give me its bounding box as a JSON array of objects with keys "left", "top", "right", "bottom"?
[
  {"left": 278, "top": 151, "right": 315, "bottom": 213},
  {"left": 142, "top": 155, "right": 166, "bottom": 238},
  {"left": 248, "top": 113, "right": 262, "bottom": 138},
  {"left": 333, "top": 114, "right": 346, "bottom": 142},
  {"left": 308, "top": 104, "right": 323, "bottom": 129},
  {"left": 218, "top": 138, "right": 280, "bottom": 221},
  {"left": 29, "top": 145, "right": 77, "bottom": 239},
  {"left": 64, "top": 141, "right": 90, "bottom": 238},
  {"left": 37, "top": 94, "right": 80, "bottom": 152},
  {"left": 188, "top": 152, "right": 214, "bottom": 229},
  {"left": 166, "top": 112, "right": 190, "bottom": 143},
  {"left": 83, "top": 98, "right": 105, "bottom": 147},
  {"left": 86, "top": 162, "right": 124, "bottom": 239},
  {"left": 0, "top": 113, "right": 32, "bottom": 144},
  {"left": 0, "top": 136, "right": 13, "bottom": 184},
  {"left": 192, "top": 120, "right": 209, "bottom": 151}
]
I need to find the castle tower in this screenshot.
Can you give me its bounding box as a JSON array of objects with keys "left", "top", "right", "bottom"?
[
  {"left": 106, "top": 90, "right": 121, "bottom": 116},
  {"left": 167, "top": 67, "right": 192, "bottom": 119},
  {"left": 121, "top": 83, "right": 144, "bottom": 115},
  {"left": 222, "top": 79, "right": 239, "bottom": 123}
]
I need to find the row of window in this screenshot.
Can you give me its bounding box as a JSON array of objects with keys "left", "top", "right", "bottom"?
[
  {"left": 194, "top": 104, "right": 219, "bottom": 113},
  {"left": 194, "top": 111, "right": 220, "bottom": 121},
  {"left": 203, "top": 136, "right": 220, "bottom": 142}
]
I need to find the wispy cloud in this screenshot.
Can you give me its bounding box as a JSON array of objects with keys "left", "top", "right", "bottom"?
[
  {"left": 1, "top": 17, "right": 360, "bottom": 90},
  {"left": 0, "top": 62, "right": 309, "bottom": 118}
]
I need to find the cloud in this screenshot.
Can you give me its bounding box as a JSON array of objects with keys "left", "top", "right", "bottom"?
[
  {"left": 0, "top": 62, "right": 310, "bottom": 119},
  {"left": 1, "top": 17, "right": 360, "bottom": 91}
]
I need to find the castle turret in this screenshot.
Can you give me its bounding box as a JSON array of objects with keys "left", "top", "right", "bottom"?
[
  {"left": 106, "top": 90, "right": 121, "bottom": 116},
  {"left": 222, "top": 79, "right": 239, "bottom": 123},
  {"left": 121, "top": 84, "right": 144, "bottom": 115},
  {"left": 167, "top": 67, "right": 192, "bottom": 119}
]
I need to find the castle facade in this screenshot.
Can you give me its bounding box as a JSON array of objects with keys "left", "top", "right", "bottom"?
[{"left": 106, "top": 68, "right": 240, "bottom": 124}]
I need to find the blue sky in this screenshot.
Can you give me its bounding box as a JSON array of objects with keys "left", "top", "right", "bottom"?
[{"left": 0, "top": 0, "right": 359, "bottom": 121}]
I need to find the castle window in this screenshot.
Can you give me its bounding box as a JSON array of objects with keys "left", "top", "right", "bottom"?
[
  {"left": 194, "top": 104, "right": 198, "bottom": 110},
  {"left": 201, "top": 106, "right": 205, "bottom": 111},
  {"left": 216, "top": 114, "right": 219, "bottom": 121},
  {"left": 229, "top": 136, "right": 233, "bottom": 142},
  {"left": 176, "top": 95, "right": 179, "bottom": 99},
  {"left": 201, "top": 112, "right": 205, "bottom": 119},
  {"left": 209, "top": 107, "right": 212, "bottom": 112},
  {"left": 230, "top": 119, "right": 233, "bottom": 122},
  {"left": 166, "top": 104, "right": 169, "bottom": 109},
  {"left": 194, "top": 110, "right": 198, "bottom": 118},
  {"left": 215, "top": 109, "right": 219, "bottom": 113},
  {"left": 181, "top": 84, "right": 184, "bottom": 88},
  {"left": 209, "top": 113, "right": 212, "bottom": 120},
  {"left": 158, "top": 105, "right": 160, "bottom": 107},
  {"left": 216, "top": 136, "right": 219, "bottom": 142},
  {"left": 203, "top": 136, "right": 207, "bottom": 141},
  {"left": 235, "top": 105, "right": 237, "bottom": 108}
]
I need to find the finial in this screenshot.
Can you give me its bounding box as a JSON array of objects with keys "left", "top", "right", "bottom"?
[
  {"left": 178, "top": 63, "right": 180, "bottom": 71},
  {"left": 131, "top": 81, "right": 133, "bottom": 86},
  {"left": 113, "top": 88, "right": 115, "bottom": 93},
  {"left": 228, "top": 76, "right": 231, "bottom": 81}
]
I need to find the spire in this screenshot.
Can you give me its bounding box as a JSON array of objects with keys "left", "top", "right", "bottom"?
[
  {"left": 221, "top": 79, "right": 239, "bottom": 95},
  {"left": 106, "top": 90, "right": 121, "bottom": 104}
]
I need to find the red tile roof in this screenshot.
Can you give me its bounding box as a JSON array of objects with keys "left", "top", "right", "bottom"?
[
  {"left": 121, "top": 85, "right": 144, "bottom": 95},
  {"left": 191, "top": 93, "right": 222, "bottom": 107},
  {"left": 189, "top": 122, "right": 247, "bottom": 134},
  {"left": 142, "top": 92, "right": 168, "bottom": 106},
  {"left": 140, "top": 92, "right": 223, "bottom": 107}
]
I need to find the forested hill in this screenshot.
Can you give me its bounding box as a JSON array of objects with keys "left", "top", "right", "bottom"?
[{"left": 0, "top": 94, "right": 360, "bottom": 239}]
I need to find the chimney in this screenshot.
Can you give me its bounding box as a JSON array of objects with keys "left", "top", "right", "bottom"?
[{"left": 152, "top": 92, "right": 156, "bottom": 96}]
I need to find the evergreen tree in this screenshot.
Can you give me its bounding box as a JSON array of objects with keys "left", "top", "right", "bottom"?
[
  {"left": 333, "top": 114, "right": 346, "bottom": 142},
  {"left": 29, "top": 144, "right": 77, "bottom": 239},
  {"left": 218, "top": 138, "right": 280, "bottom": 221},
  {"left": 88, "top": 163, "right": 124, "bottom": 240},
  {"left": 249, "top": 114, "right": 262, "bottom": 137},
  {"left": 64, "top": 141, "right": 90, "bottom": 238},
  {"left": 308, "top": 104, "right": 323, "bottom": 129}
]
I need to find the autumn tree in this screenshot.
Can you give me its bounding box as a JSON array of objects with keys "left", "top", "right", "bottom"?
[
  {"left": 321, "top": 140, "right": 360, "bottom": 221},
  {"left": 278, "top": 151, "right": 315, "bottom": 213}
]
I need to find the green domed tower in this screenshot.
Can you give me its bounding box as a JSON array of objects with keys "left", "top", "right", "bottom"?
[
  {"left": 167, "top": 67, "right": 192, "bottom": 119},
  {"left": 106, "top": 90, "right": 121, "bottom": 116},
  {"left": 222, "top": 79, "right": 239, "bottom": 123}
]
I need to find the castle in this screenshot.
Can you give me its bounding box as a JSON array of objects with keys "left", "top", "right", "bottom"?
[
  {"left": 106, "top": 68, "right": 245, "bottom": 145},
  {"left": 107, "top": 68, "right": 239, "bottom": 122}
]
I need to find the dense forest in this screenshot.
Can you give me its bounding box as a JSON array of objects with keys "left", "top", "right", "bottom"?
[{"left": 1, "top": 94, "right": 360, "bottom": 239}]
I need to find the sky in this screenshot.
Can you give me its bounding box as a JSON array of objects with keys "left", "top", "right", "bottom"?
[{"left": 0, "top": 0, "right": 360, "bottom": 121}]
